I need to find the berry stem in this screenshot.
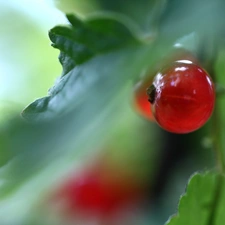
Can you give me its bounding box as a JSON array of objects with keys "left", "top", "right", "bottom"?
[{"left": 147, "top": 84, "right": 156, "bottom": 104}]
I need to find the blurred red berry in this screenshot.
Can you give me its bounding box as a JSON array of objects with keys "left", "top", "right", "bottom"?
[
  {"left": 133, "top": 77, "right": 154, "bottom": 121},
  {"left": 50, "top": 165, "right": 146, "bottom": 220}
]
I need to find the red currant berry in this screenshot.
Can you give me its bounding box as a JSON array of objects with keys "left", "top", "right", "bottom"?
[
  {"left": 147, "top": 61, "right": 215, "bottom": 134},
  {"left": 133, "top": 77, "right": 154, "bottom": 121},
  {"left": 133, "top": 49, "right": 198, "bottom": 122}
]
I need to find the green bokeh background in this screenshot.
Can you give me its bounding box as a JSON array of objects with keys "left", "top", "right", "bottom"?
[{"left": 0, "top": 1, "right": 224, "bottom": 225}]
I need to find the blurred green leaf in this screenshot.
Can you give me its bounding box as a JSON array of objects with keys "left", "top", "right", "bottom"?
[
  {"left": 166, "top": 172, "right": 225, "bottom": 225},
  {"left": 96, "top": 0, "right": 167, "bottom": 34},
  {"left": 55, "top": 0, "right": 100, "bottom": 16},
  {"left": 55, "top": 0, "right": 225, "bottom": 41},
  {"left": 1, "top": 13, "right": 162, "bottom": 197},
  {"left": 215, "top": 43, "right": 225, "bottom": 171},
  {"left": 160, "top": 0, "right": 225, "bottom": 39},
  {"left": 55, "top": 0, "right": 167, "bottom": 35},
  {"left": 0, "top": 5, "right": 60, "bottom": 108}
]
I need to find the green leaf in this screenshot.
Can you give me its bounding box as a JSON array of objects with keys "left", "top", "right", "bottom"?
[
  {"left": 3, "top": 14, "right": 161, "bottom": 197},
  {"left": 21, "top": 14, "right": 141, "bottom": 121},
  {"left": 166, "top": 172, "right": 225, "bottom": 225},
  {"left": 49, "top": 14, "right": 138, "bottom": 68}
]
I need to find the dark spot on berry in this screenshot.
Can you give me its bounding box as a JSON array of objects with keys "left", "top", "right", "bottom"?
[{"left": 147, "top": 84, "right": 156, "bottom": 104}]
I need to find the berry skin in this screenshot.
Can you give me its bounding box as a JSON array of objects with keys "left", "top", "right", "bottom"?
[
  {"left": 133, "top": 77, "right": 154, "bottom": 121},
  {"left": 147, "top": 60, "right": 215, "bottom": 134}
]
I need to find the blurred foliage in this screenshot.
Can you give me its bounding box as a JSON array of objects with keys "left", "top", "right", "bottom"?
[
  {"left": 215, "top": 43, "right": 225, "bottom": 167},
  {"left": 0, "top": 4, "right": 60, "bottom": 110},
  {"left": 55, "top": 0, "right": 100, "bottom": 16}
]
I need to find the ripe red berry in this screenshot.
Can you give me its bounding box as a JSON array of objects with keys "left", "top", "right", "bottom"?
[
  {"left": 133, "top": 77, "right": 154, "bottom": 121},
  {"left": 147, "top": 60, "right": 215, "bottom": 134},
  {"left": 133, "top": 49, "right": 198, "bottom": 122}
]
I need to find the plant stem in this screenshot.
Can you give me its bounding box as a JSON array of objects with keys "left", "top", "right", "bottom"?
[
  {"left": 211, "top": 100, "right": 225, "bottom": 173},
  {"left": 207, "top": 173, "right": 224, "bottom": 225},
  {"left": 209, "top": 54, "right": 225, "bottom": 173},
  {"left": 207, "top": 70, "right": 225, "bottom": 225},
  {"left": 205, "top": 36, "right": 225, "bottom": 225},
  {"left": 201, "top": 35, "right": 225, "bottom": 173}
]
